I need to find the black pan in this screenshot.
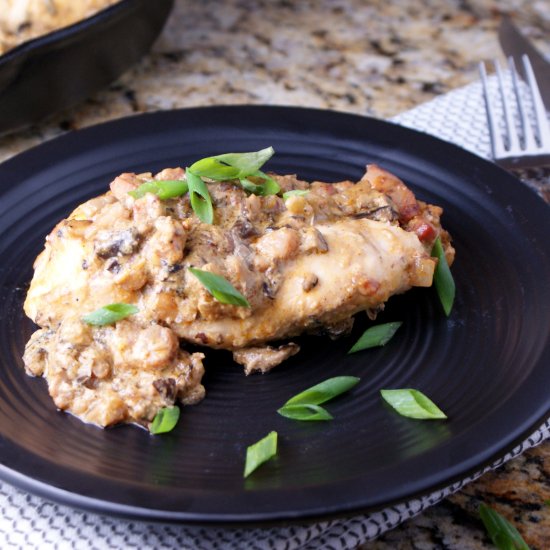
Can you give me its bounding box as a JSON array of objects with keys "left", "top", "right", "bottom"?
[{"left": 0, "top": 0, "right": 174, "bottom": 136}]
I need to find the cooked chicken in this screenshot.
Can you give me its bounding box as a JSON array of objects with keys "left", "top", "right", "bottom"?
[
  {"left": 233, "top": 343, "right": 301, "bottom": 375},
  {"left": 24, "top": 318, "right": 205, "bottom": 427},
  {"left": 23, "top": 163, "right": 454, "bottom": 428}
]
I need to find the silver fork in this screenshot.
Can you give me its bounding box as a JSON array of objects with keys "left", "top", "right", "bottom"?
[{"left": 479, "top": 55, "right": 550, "bottom": 169}]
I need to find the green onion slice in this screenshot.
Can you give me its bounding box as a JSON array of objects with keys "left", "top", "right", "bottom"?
[
  {"left": 431, "top": 236, "right": 455, "bottom": 316},
  {"left": 479, "top": 504, "right": 530, "bottom": 550},
  {"left": 150, "top": 406, "right": 180, "bottom": 435},
  {"left": 128, "top": 180, "right": 189, "bottom": 200},
  {"left": 277, "top": 404, "right": 333, "bottom": 421},
  {"left": 284, "top": 376, "right": 360, "bottom": 407},
  {"left": 380, "top": 389, "right": 447, "bottom": 420},
  {"left": 255, "top": 170, "right": 280, "bottom": 194},
  {"left": 214, "top": 147, "right": 274, "bottom": 176},
  {"left": 188, "top": 267, "right": 250, "bottom": 307},
  {"left": 81, "top": 303, "right": 138, "bottom": 326},
  {"left": 188, "top": 157, "right": 240, "bottom": 181},
  {"left": 282, "top": 189, "right": 310, "bottom": 200},
  {"left": 239, "top": 178, "right": 264, "bottom": 195},
  {"left": 244, "top": 431, "right": 278, "bottom": 478},
  {"left": 240, "top": 170, "right": 280, "bottom": 196},
  {"left": 348, "top": 322, "right": 402, "bottom": 354},
  {"left": 189, "top": 147, "right": 274, "bottom": 181},
  {"left": 186, "top": 169, "right": 214, "bottom": 224}
]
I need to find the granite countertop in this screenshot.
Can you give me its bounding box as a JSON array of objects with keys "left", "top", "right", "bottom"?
[{"left": 1, "top": 0, "right": 549, "bottom": 548}]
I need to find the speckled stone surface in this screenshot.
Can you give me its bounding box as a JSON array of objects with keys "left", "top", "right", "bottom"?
[{"left": 1, "top": 0, "right": 549, "bottom": 548}]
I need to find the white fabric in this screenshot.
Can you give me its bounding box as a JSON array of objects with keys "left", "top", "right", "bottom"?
[{"left": 1, "top": 79, "right": 549, "bottom": 549}]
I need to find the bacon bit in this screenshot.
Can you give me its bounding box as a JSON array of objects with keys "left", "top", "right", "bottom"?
[{"left": 413, "top": 221, "right": 437, "bottom": 243}]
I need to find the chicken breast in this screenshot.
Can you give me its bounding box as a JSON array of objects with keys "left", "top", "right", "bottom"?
[{"left": 23, "top": 163, "right": 454, "bottom": 428}]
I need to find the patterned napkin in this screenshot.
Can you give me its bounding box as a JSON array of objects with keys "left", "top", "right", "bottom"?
[{"left": 1, "top": 79, "right": 549, "bottom": 550}]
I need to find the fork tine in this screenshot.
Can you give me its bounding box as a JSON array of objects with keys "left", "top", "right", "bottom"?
[
  {"left": 480, "top": 55, "right": 550, "bottom": 168},
  {"left": 479, "top": 61, "right": 505, "bottom": 158},
  {"left": 495, "top": 59, "right": 519, "bottom": 152},
  {"left": 508, "top": 57, "right": 536, "bottom": 151},
  {"left": 522, "top": 54, "right": 550, "bottom": 148}
]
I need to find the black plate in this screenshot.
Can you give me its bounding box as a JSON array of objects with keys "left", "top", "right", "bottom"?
[
  {"left": 0, "top": 0, "right": 174, "bottom": 136},
  {"left": 0, "top": 106, "right": 549, "bottom": 524}
]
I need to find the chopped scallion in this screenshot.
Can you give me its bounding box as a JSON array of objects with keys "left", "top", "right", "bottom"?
[
  {"left": 479, "top": 503, "right": 530, "bottom": 550},
  {"left": 244, "top": 431, "right": 278, "bottom": 477},
  {"left": 150, "top": 406, "right": 180, "bottom": 435},
  {"left": 186, "top": 169, "right": 214, "bottom": 224},
  {"left": 240, "top": 170, "right": 280, "bottom": 196},
  {"left": 81, "top": 303, "right": 138, "bottom": 326},
  {"left": 283, "top": 376, "right": 360, "bottom": 407},
  {"left": 431, "top": 236, "right": 455, "bottom": 316},
  {"left": 128, "top": 180, "right": 188, "bottom": 200},
  {"left": 213, "top": 147, "right": 275, "bottom": 176},
  {"left": 380, "top": 389, "right": 447, "bottom": 420},
  {"left": 188, "top": 157, "right": 240, "bottom": 181},
  {"left": 189, "top": 147, "right": 274, "bottom": 181},
  {"left": 188, "top": 267, "right": 250, "bottom": 307},
  {"left": 348, "top": 322, "right": 402, "bottom": 354},
  {"left": 277, "top": 404, "right": 333, "bottom": 421}
]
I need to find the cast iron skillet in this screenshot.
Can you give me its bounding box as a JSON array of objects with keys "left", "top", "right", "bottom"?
[{"left": 0, "top": 0, "right": 174, "bottom": 136}]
